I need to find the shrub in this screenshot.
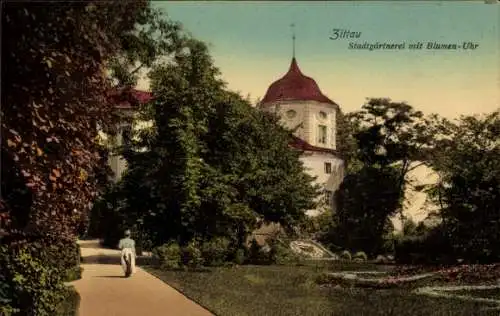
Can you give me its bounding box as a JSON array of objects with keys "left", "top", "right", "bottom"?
[
  {"left": 48, "top": 241, "right": 81, "bottom": 274},
  {"left": 181, "top": 241, "right": 204, "bottom": 269},
  {"left": 353, "top": 251, "right": 368, "bottom": 262},
  {"left": 0, "top": 236, "right": 76, "bottom": 316},
  {"left": 233, "top": 248, "right": 246, "bottom": 265},
  {"left": 339, "top": 250, "right": 351, "bottom": 261},
  {"left": 394, "top": 227, "right": 455, "bottom": 265},
  {"left": 201, "top": 237, "right": 231, "bottom": 266},
  {"left": 54, "top": 285, "right": 81, "bottom": 316},
  {"left": 153, "top": 242, "right": 182, "bottom": 270},
  {"left": 64, "top": 266, "right": 83, "bottom": 283},
  {"left": 269, "top": 241, "right": 299, "bottom": 265},
  {"left": 246, "top": 239, "right": 270, "bottom": 265}
]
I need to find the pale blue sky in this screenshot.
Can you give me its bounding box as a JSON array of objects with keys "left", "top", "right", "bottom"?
[{"left": 144, "top": 1, "right": 499, "bottom": 119}]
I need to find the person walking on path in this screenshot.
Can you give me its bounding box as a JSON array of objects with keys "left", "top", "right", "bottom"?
[{"left": 118, "top": 229, "right": 136, "bottom": 277}]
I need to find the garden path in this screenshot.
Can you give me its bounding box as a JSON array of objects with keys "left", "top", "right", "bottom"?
[{"left": 70, "top": 239, "right": 213, "bottom": 316}]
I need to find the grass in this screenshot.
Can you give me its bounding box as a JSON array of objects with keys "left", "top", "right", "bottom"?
[
  {"left": 454, "top": 288, "right": 500, "bottom": 300},
  {"left": 145, "top": 262, "right": 499, "bottom": 316}
]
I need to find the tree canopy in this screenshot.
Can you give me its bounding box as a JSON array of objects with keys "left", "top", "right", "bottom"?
[
  {"left": 1, "top": 1, "right": 159, "bottom": 314},
  {"left": 422, "top": 111, "right": 500, "bottom": 262},
  {"left": 97, "top": 39, "right": 320, "bottom": 249},
  {"left": 325, "top": 98, "right": 434, "bottom": 255},
  {"left": 1, "top": 1, "right": 153, "bottom": 239}
]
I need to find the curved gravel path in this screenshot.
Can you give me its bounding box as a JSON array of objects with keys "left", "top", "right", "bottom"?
[{"left": 70, "top": 240, "right": 213, "bottom": 316}]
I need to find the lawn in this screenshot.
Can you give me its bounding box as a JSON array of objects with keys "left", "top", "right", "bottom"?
[
  {"left": 145, "top": 262, "right": 499, "bottom": 316},
  {"left": 454, "top": 288, "right": 500, "bottom": 300}
]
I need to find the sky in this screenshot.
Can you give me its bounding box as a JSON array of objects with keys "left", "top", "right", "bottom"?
[
  {"left": 142, "top": 1, "right": 500, "bottom": 120},
  {"left": 139, "top": 1, "right": 499, "bottom": 225}
]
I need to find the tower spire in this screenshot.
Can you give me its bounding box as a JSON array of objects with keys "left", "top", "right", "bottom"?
[{"left": 290, "top": 23, "right": 296, "bottom": 58}]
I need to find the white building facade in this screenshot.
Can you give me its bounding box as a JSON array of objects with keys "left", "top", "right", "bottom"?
[{"left": 259, "top": 58, "right": 345, "bottom": 216}]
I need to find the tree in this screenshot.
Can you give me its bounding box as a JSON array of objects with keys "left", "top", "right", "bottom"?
[
  {"left": 423, "top": 111, "right": 500, "bottom": 262},
  {"left": 327, "top": 98, "right": 433, "bottom": 255},
  {"left": 1, "top": 0, "right": 149, "bottom": 238},
  {"left": 86, "top": 4, "right": 189, "bottom": 240},
  {"left": 346, "top": 98, "right": 432, "bottom": 202},
  {"left": 1, "top": 2, "right": 152, "bottom": 314},
  {"left": 110, "top": 38, "right": 319, "bottom": 249},
  {"left": 331, "top": 167, "right": 400, "bottom": 255}
]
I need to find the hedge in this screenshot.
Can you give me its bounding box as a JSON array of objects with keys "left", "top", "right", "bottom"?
[{"left": 0, "top": 233, "right": 81, "bottom": 315}]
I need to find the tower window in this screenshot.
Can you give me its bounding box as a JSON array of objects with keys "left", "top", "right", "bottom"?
[
  {"left": 317, "top": 125, "right": 327, "bottom": 144},
  {"left": 324, "top": 162, "right": 332, "bottom": 174}
]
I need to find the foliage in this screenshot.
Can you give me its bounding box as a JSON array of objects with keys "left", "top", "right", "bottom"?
[
  {"left": 1, "top": 0, "right": 148, "bottom": 238},
  {"left": 394, "top": 225, "right": 454, "bottom": 264},
  {"left": 421, "top": 111, "right": 500, "bottom": 263},
  {"left": 0, "top": 1, "right": 177, "bottom": 314},
  {"left": 64, "top": 266, "right": 83, "bottom": 283},
  {"left": 146, "top": 264, "right": 489, "bottom": 316},
  {"left": 92, "top": 184, "right": 129, "bottom": 248},
  {"left": 0, "top": 235, "right": 81, "bottom": 316},
  {"left": 86, "top": 4, "right": 188, "bottom": 242},
  {"left": 54, "top": 286, "right": 81, "bottom": 316},
  {"left": 181, "top": 240, "right": 205, "bottom": 269},
  {"left": 298, "top": 211, "right": 334, "bottom": 239},
  {"left": 233, "top": 248, "right": 246, "bottom": 265},
  {"left": 331, "top": 167, "right": 400, "bottom": 256},
  {"left": 152, "top": 242, "right": 182, "bottom": 270},
  {"left": 201, "top": 237, "right": 231, "bottom": 267},
  {"left": 247, "top": 239, "right": 270, "bottom": 265},
  {"left": 268, "top": 239, "right": 300, "bottom": 265},
  {"left": 112, "top": 35, "right": 319, "bottom": 250},
  {"left": 327, "top": 99, "right": 432, "bottom": 256}
]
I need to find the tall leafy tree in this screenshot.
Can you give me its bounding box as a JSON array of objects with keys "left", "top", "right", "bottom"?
[
  {"left": 112, "top": 39, "right": 319, "bottom": 248},
  {"left": 327, "top": 98, "right": 433, "bottom": 255},
  {"left": 1, "top": 1, "right": 153, "bottom": 314},
  {"left": 87, "top": 5, "right": 188, "bottom": 239},
  {"left": 1, "top": 1, "right": 148, "bottom": 238},
  {"left": 423, "top": 111, "right": 500, "bottom": 262}
]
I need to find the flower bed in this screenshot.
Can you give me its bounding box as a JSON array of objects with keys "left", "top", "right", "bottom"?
[
  {"left": 317, "top": 270, "right": 435, "bottom": 289},
  {"left": 394, "top": 264, "right": 500, "bottom": 282},
  {"left": 435, "top": 264, "right": 500, "bottom": 284},
  {"left": 415, "top": 284, "right": 500, "bottom": 307},
  {"left": 318, "top": 263, "right": 500, "bottom": 292},
  {"left": 290, "top": 240, "right": 330, "bottom": 259}
]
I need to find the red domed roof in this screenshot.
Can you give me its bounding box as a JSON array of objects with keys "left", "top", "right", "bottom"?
[{"left": 261, "top": 58, "right": 336, "bottom": 106}]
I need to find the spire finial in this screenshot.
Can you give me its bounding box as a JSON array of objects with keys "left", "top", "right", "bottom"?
[{"left": 290, "top": 23, "right": 296, "bottom": 58}]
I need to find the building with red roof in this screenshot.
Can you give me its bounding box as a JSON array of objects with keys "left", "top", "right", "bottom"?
[
  {"left": 260, "top": 57, "right": 345, "bottom": 216},
  {"left": 106, "top": 57, "right": 345, "bottom": 216}
]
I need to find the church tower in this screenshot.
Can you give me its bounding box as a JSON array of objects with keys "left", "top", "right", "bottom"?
[{"left": 259, "top": 28, "right": 344, "bottom": 215}]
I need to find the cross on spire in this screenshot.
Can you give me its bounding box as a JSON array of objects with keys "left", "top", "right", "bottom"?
[{"left": 290, "top": 23, "right": 296, "bottom": 58}]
